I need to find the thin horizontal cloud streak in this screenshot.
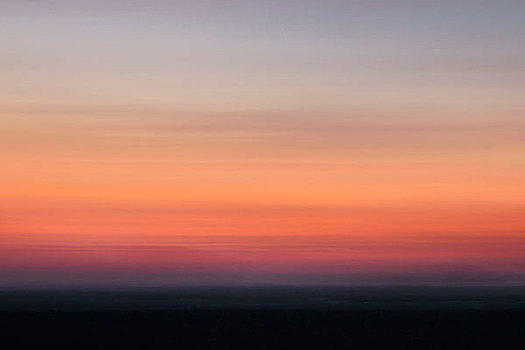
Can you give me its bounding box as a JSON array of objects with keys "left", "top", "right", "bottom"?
[
  {"left": 3, "top": 107, "right": 525, "bottom": 159},
  {"left": 2, "top": 233, "right": 525, "bottom": 287}
]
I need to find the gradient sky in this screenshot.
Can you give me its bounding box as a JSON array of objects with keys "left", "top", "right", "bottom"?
[{"left": 1, "top": 0, "right": 525, "bottom": 288}]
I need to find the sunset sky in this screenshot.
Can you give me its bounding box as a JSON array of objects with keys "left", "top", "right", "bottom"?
[{"left": 1, "top": 0, "right": 525, "bottom": 288}]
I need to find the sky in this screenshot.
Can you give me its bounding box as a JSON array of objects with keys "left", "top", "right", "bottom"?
[{"left": 1, "top": 0, "right": 525, "bottom": 288}]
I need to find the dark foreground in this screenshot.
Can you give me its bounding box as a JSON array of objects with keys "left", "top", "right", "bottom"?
[
  {"left": 1, "top": 287, "right": 524, "bottom": 349},
  {"left": 2, "top": 310, "right": 525, "bottom": 349}
]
